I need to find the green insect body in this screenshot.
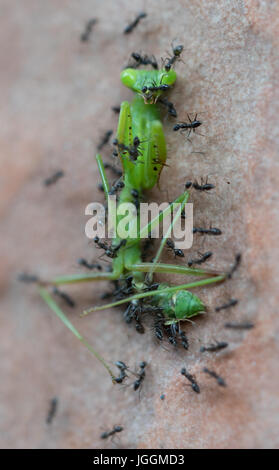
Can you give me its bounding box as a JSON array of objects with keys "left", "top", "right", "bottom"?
[
  {"left": 111, "top": 67, "right": 205, "bottom": 323},
  {"left": 151, "top": 285, "right": 206, "bottom": 323},
  {"left": 36, "top": 61, "right": 226, "bottom": 381},
  {"left": 111, "top": 67, "right": 176, "bottom": 285}
]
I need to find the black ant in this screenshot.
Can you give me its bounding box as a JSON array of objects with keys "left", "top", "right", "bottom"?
[
  {"left": 108, "top": 180, "right": 125, "bottom": 196},
  {"left": 131, "top": 188, "right": 140, "bottom": 213},
  {"left": 131, "top": 188, "right": 139, "bottom": 199},
  {"left": 193, "top": 227, "right": 222, "bottom": 236},
  {"left": 134, "top": 303, "right": 145, "bottom": 334},
  {"left": 100, "top": 425, "right": 123, "bottom": 439},
  {"left": 97, "top": 130, "right": 113, "bottom": 151},
  {"left": 179, "top": 331, "right": 189, "bottom": 350},
  {"left": 123, "top": 299, "right": 145, "bottom": 334},
  {"left": 114, "top": 361, "right": 129, "bottom": 384},
  {"left": 133, "top": 361, "right": 147, "bottom": 391},
  {"left": 113, "top": 137, "right": 143, "bottom": 163},
  {"left": 130, "top": 52, "right": 158, "bottom": 69},
  {"left": 188, "top": 251, "right": 213, "bottom": 267},
  {"left": 46, "top": 397, "right": 58, "bottom": 424},
  {"left": 113, "top": 278, "right": 135, "bottom": 301},
  {"left": 52, "top": 287, "right": 75, "bottom": 308},
  {"left": 163, "top": 44, "right": 184, "bottom": 72},
  {"left": 203, "top": 368, "right": 226, "bottom": 387},
  {"left": 123, "top": 302, "right": 137, "bottom": 324},
  {"left": 227, "top": 253, "right": 242, "bottom": 279},
  {"left": 103, "top": 162, "right": 122, "bottom": 177},
  {"left": 111, "top": 105, "right": 120, "bottom": 114},
  {"left": 142, "top": 83, "right": 170, "bottom": 94},
  {"left": 200, "top": 341, "right": 228, "bottom": 353},
  {"left": 143, "top": 282, "right": 159, "bottom": 292},
  {"left": 135, "top": 318, "right": 145, "bottom": 334},
  {"left": 94, "top": 236, "right": 127, "bottom": 258},
  {"left": 106, "top": 239, "right": 127, "bottom": 258},
  {"left": 77, "top": 258, "right": 102, "bottom": 271},
  {"left": 80, "top": 18, "right": 97, "bottom": 42},
  {"left": 224, "top": 322, "right": 254, "bottom": 330},
  {"left": 140, "top": 76, "right": 171, "bottom": 102},
  {"left": 123, "top": 12, "right": 147, "bottom": 34},
  {"left": 18, "top": 273, "right": 39, "bottom": 283},
  {"left": 153, "top": 315, "right": 164, "bottom": 342},
  {"left": 173, "top": 114, "right": 203, "bottom": 140},
  {"left": 215, "top": 298, "right": 238, "bottom": 312},
  {"left": 165, "top": 323, "right": 178, "bottom": 347},
  {"left": 185, "top": 178, "right": 215, "bottom": 192},
  {"left": 181, "top": 367, "right": 200, "bottom": 394},
  {"left": 94, "top": 235, "right": 107, "bottom": 250},
  {"left": 44, "top": 170, "right": 64, "bottom": 186},
  {"left": 158, "top": 97, "right": 177, "bottom": 117},
  {"left": 166, "top": 239, "right": 184, "bottom": 258}
]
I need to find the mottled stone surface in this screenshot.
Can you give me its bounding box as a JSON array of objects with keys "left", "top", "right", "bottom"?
[{"left": 0, "top": 0, "right": 279, "bottom": 449}]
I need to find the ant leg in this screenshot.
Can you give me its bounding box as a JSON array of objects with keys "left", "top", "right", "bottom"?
[
  {"left": 194, "top": 130, "right": 206, "bottom": 138},
  {"left": 186, "top": 129, "right": 192, "bottom": 143},
  {"left": 39, "top": 287, "right": 116, "bottom": 382}
]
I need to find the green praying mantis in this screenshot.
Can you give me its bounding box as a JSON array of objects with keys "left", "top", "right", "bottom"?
[{"left": 38, "top": 60, "right": 228, "bottom": 382}]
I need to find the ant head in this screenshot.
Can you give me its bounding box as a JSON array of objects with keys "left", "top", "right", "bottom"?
[
  {"left": 114, "top": 425, "right": 123, "bottom": 432},
  {"left": 131, "top": 52, "right": 141, "bottom": 61},
  {"left": 173, "top": 44, "right": 184, "bottom": 56}
]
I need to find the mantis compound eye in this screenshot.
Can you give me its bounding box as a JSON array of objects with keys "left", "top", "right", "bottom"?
[{"left": 120, "top": 68, "right": 139, "bottom": 90}]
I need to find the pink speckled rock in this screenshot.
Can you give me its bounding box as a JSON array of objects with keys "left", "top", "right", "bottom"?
[{"left": 1, "top": 0, "right": 279, "bottom": 449}]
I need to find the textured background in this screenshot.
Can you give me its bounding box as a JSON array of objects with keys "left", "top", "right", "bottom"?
[{"left": 1, "top": 0, "right": 279, "bottom": 449}]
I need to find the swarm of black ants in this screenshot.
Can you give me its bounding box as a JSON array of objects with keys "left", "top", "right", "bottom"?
[{"left": 18, "top": 12, "right": 254, "bottom": 438}]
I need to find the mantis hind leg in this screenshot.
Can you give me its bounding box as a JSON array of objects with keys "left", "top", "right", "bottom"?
[
  {"left": 39, "top": 287, "right": 116, "bottom": 382},
  {"left": 37, "top": 152, "right": 124, "bottom": 380}
]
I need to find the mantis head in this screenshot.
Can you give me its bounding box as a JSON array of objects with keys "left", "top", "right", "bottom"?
[
  {"left": 121, "top": 68, "right": 177, "bottom": 104},
  {"left": 151, "top": 286, "right": 206, "bottom": 322}
]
